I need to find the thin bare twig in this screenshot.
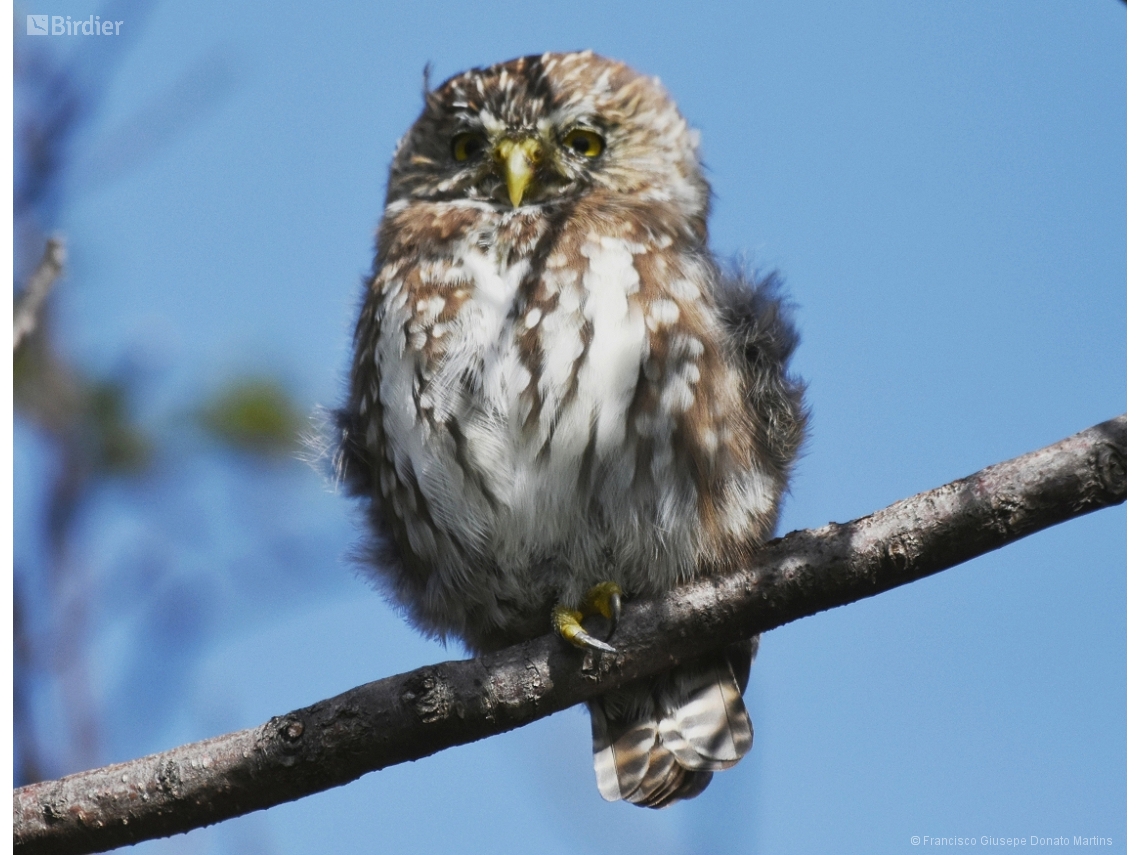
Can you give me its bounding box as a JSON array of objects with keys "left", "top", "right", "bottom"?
[
  {"left": 12, "top": 415, "right": 1126, "bottom": 855},
  {"left": 13, "top": 236, "right": 66, "bottom": 352}
]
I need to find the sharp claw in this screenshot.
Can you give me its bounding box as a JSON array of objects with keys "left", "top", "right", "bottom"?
[
  {"left": 553, "top": 584, "right": 623, "bottom": 653},
  {"left": 604, "top": 591, "right": 622, "bottom": 642},
  {"left": 571, "top": 626, "right": 617, "bottom": 654}
]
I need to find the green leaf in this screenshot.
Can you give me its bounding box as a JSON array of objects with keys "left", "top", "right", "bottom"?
[{"left": 199, "top": 378, "right": 303, "bottom": 456}]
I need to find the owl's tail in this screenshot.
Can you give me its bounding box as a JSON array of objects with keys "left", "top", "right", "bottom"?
[{"left": 588, "top": 638, "right": 757, "bottom": 808}]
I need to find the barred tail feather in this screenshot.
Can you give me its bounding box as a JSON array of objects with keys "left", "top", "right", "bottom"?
[
  {"left": 589, "top": 713, "right": 656, "bottom": 802},
  {"left": 658, "top": 655, "right": 753, "bottom": 769},
  {"left": 589, "top": 639, "right": 757, "bottom": 809}
]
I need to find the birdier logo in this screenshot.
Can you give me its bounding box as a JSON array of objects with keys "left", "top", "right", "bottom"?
[{"left": 27, "top": 15, "right": 124, "bottom": 36}]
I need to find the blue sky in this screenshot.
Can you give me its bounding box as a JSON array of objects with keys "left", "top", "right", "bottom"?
[{"left": 13, "top": 1, "right": 1124, "bottom": 853}]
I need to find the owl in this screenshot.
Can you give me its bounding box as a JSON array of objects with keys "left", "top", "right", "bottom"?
[{"left": 337, "top": 51, "right": 806, "bottom": 807}]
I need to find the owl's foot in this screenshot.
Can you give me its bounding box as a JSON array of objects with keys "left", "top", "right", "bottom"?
[
  {"left": 585, "top": 581, "right": 623, "bottom": 640},
  {"left": 553, "top": 582, "right": 623, "bottom": 654}
]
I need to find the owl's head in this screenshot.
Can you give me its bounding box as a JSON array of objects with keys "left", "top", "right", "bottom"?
[{"left": 386, "top": 51, "right": 709, "bottom": 221}]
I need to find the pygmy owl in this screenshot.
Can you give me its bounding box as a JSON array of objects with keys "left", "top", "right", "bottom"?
[{"left": 337, "top": 51, "right": 806, "bottom": 807}]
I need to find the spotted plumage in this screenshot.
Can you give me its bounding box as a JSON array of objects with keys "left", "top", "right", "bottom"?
[{"left": 338, "top": 51, "right": 806, "bottom": 807}]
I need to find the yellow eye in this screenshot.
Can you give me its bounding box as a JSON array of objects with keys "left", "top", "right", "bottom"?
[
  {"left": 562, "top": 129, "right": 605, "bottom": 158},
  {"left": 451, "top": 132, "right": 485, "bottom": 162}
]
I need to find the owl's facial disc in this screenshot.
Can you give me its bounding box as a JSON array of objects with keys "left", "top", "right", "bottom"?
[
  {"left": 493, "top": 137, "right": 542, "bottom": 207},
  {"left": 388, "top": 53, "right": 709, "bottom": 220}
]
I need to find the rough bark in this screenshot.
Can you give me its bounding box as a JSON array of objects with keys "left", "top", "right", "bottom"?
[{"left": 12, "top": 415, "right": 1126, "bottom": 855}]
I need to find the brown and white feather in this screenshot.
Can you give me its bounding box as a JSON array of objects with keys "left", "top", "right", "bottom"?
[{"left": 338, "top": 50, "right": 806, "bottom": 807}]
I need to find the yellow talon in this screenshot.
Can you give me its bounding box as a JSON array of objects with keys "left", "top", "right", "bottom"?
[
  {"left": 584, "top": 581, "right": 622, "bottom": 622},
  {"left": 552, "top": 582, "right": 623, "bottom": 653}
]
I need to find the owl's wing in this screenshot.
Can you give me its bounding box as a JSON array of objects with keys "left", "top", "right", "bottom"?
[
  {"left": 717, "top": 268, "right": 808, "bottom": 482},
  {"left": 590, "top": 638, "right": 757, "bottom": 808}
]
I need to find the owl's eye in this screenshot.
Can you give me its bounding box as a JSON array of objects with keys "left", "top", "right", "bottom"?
[
  {"left": 451, "top": 132, "right": 485, "bottom": 162},
  {"left": 562, "top": 129, "right": 605, "bottom": 158}
]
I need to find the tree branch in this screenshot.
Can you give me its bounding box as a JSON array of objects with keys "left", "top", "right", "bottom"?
[
  {"left": 12, "top": 415, "right": 1126, "bottom": 855},
  {"left": 13, "top": 236, "right": 66, "bottom": 353}
]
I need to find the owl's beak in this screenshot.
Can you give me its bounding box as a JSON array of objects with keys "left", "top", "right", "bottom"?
[{"left": 494, "top": 137, "right": 542, "bottom": 207}]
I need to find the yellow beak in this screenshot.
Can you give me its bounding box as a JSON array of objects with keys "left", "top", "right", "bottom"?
[{"left": 494, "top": 137, "right": 542, "bottom": 207}]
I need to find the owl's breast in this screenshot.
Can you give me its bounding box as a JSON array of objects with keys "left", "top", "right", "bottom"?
[
  {"left": 384, "top": 213, "right": 767, "bottom": 539},
  {"left": 358, "top": 210, "right": 785, "bottom": 646},
  {"left": 375, "top": 224, "right": 667, "bottom": 546},
  {"left": 432, "top": 234, "right": 652, "bottom": 493}
]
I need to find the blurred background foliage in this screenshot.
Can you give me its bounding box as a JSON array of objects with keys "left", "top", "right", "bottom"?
[
  {"left": 197, "top": 379, "right": 305, "bottom": 456},
  {"left": 12, "top": 0, "right": 328, "bottom": 795}
]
